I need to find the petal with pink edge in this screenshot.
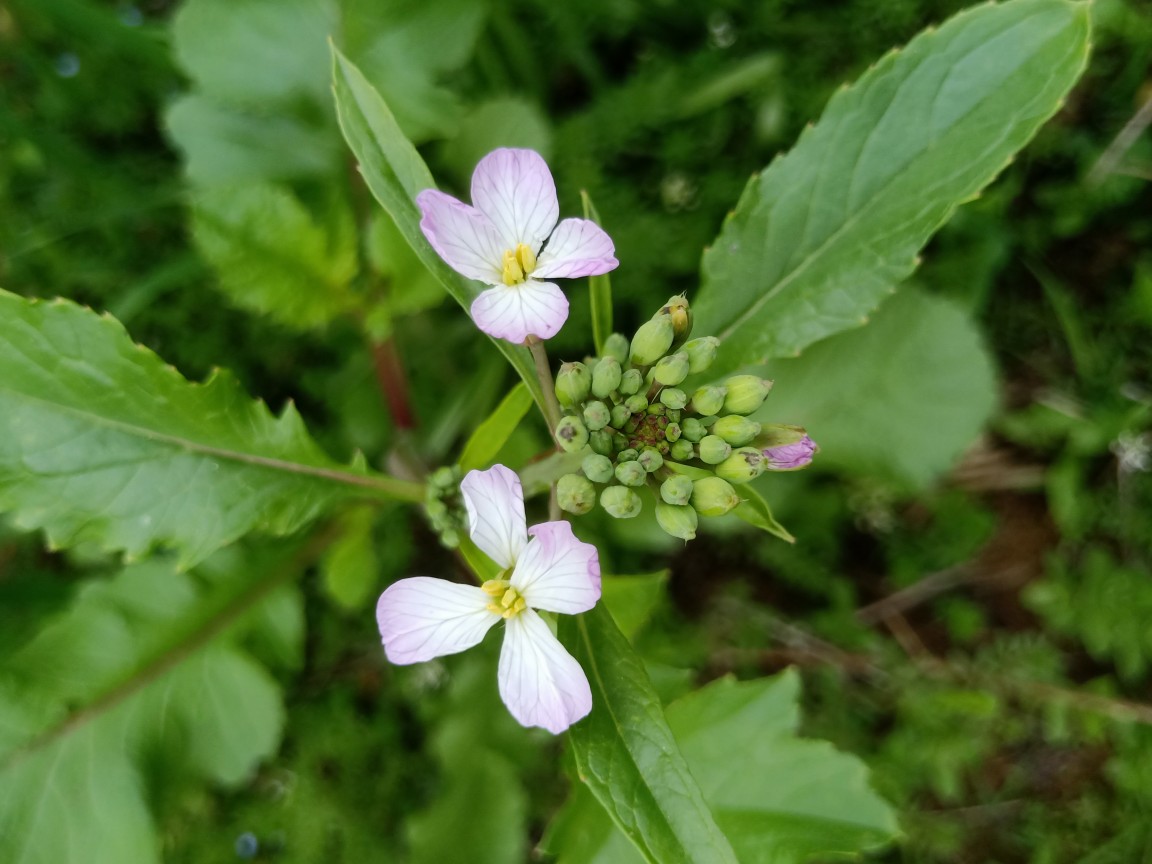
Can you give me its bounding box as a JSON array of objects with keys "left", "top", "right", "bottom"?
[
  {"left": 460, "top": 465, "right": 527, "bottom": 570},
  {"left": 533, "top": 218, "right": 619, "bottom": 279},
  {"left": 416, "top": 189, "right": 504, "bottom": 284},
  {"left": 470, "top": 148, "right": 559, "bottom": 252},
  {"left": 376, "top": 577, "right": 497, "bottom": 665},
  {"left": 498, "top": 609, "right": 592, "bottom": 734},
  {"left": 470, "top": 280, "right": 568, "bottom": 344},
  {"left": 512, "top": 522, "right": 601, "bottom": 614}
]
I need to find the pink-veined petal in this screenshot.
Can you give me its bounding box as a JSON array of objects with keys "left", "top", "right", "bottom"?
[
  {"left": 512, "top": 522, "right": 600, "bottom": 614},
  {"left": 416, "top": 189, "right": 504, "bottom": 284},
  {"left": 533, "top": 218, "right": 619, "bottom": 279},
  {"left": 460, "top": 465, "right": 527, "bottom": 569},
  {"left": 470, "top": 280, "right": 568, "bottom": 344},
  {"left": 376, "top": 577, "right": 498, "bottom": 665},
  {"left": 498, "top": 609, "right": 592, "bottom": 734},
  {"left": 470, "top": 148, "right": 558, "bottom": 252}
]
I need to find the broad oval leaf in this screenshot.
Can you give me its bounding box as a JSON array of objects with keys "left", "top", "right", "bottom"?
[
  {"left": 0, "top": 290, "right": 421, "bottom": 566},
  {"left": 695, "top": 0, "right": 1091, "bottom": 373},
  {"left": 560, "top": 604, "right": 739, "bottom": 864}
]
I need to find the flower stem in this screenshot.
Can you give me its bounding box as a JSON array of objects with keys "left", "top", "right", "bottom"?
[{"left": 526, "top": 336, "right": 563, "bottom": 443}]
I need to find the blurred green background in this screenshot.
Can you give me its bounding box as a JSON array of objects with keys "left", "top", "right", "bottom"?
[{"left": 1, "top": 0, "right": 1151, "bottom": 861}]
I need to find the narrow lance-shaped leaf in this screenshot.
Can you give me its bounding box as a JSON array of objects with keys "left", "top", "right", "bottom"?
[
  {"left": 581, "top": 190, "right": 613, "bottom": 356},
  {"left": 459, "top": 381, "right": 534, "bottom": 473},
  {"left": 329, "top": 45, "right": 549, "bottom": 414},
  {"left": 695, "top": 0, "right": 1091, "bottom": 374},
  {"left": 560, "top": 605, "right": 739, "bottom": 864},
  {"left": 0, "top": 290, "right": 421, "bottom": 567}
]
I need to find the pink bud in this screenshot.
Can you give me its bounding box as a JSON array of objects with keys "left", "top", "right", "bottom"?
[{"left": 763, "top": 435, "right": 817, "bottom": 471}]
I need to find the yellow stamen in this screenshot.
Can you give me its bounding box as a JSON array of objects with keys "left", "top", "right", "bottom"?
[
  {"left": 481, "top": 579, "right": 509, "bottom": 597},
  {"left": 501, "top": 243, "right": 537, "bottom": 286},
  {"left": 481, "top": 578, "right": 529, "bottom": 619}
]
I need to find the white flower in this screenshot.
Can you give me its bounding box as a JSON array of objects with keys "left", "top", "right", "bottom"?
[{"left": 376, "top": 465, "right": 600, "bottom": 733}]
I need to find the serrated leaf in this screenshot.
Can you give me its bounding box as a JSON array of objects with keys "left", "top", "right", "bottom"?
[
  {"left": 0, "top": 554, "right": 298, "bottom": 864},
  {"left": 546, "top": 672, "right": 898, "bottom": 864},
  {"left": 459, "top": 382, "right": 534, "bottom": 472},
  {"left": 0, "top": 290, "right": 421, "bottom": 566},
  {"left": 696, "top": 0, "right": 1091, "bottom": 373},
  {"left": 330, "top": 45, "right": 549, "bottom": 416},
  {"left": 560, "top": 604, "right": 739, "bottom": 864},
  {"left": 757, "top": 288, "right": 997, "bottom": 488},
  {"left": 191, "top": 182, "right": 359, "bottom": 329}
]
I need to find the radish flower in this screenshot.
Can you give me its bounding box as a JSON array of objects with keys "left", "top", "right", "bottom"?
[
  {"left": 417, "top": 148, "right": 618, "bottom": 344},
  {"left": 376, "top": 465, "right": 600, "bottom": 733}
]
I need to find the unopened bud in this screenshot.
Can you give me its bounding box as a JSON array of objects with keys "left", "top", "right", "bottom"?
[
  {"left": 680, "top": 417, "right": 706, "bottom": 442},
  {"left": 630, "top": 316, "right": 675, "bottom": 366},
  {"left": 691, "top": 385, "right": 727, "bottom": 417},
  {"left": 656, "top": 502, "right": 698, "bottom": 541},
  {"left": 555, "top": 415, "right": 590, "bottom": 452},
  {"left": 625, "top": 394, "right": 649, "bottom": 413},
  {"left": 657, "top": 294, "right": 692, "bottom": 346},
  {"left": 592, "top": 356, "right": 623, "bottom": 398},
  {"left": 691, "top": 476, "right": 742, "bottom": 517},
  {"left": 653, "top": 352, "right": 690, "bottom": 386},
  {"left": 683, "top": 337, "right": 720, "bottom": 373},
  {"left": 660, "top": 474, "right": 695, "bottom": 506},
  {"left": 637, "top": 448, "right": 664, "bottom": 473},
  {"left": 665, "top": 422, "right": 682, "bottom": 443},
  {"left": 712, "top": 415, "right": 762, "bottom": 446},
  {"left": 555, "top": 362, "right": 591, "bottom": 407},
  {"left": 669, "top": 439, "right": 696, "bottom": 461},
  {"left": 619, "top": 368, "right": 644, "bottom": 396},
  {"left": 715, "top": 447, "right": 766, "bottom": 484},
  {"left": 583, "top": 400, "right": 611, "bottom": 431},
  {"left": 601, "top": 485, "right": 642, "bottom": 519},
  {"left": 698, "top": 435, "right": 732, "bottom": 465},
  {"left": 590, "top": 430, "right": 614, "bottom": 455},
  {"left": 659, "top": 388, "right": 687, "bottom": 410},
  {"left": 602, "top": 333, "right": 630, "bottom": 365},
  {"left": 582, "top": 453, "right": 614, "bottom": 484},
  {"left": 764, "top": 434, "right": 818, "bottom": 471},
  {"left": 557, "top": 474, "right": 596, "bottom": 514},
  {"left": 605, "top": 404, "right": 627, "bottom": 429},
  {"left": 617, "top": 448, "right": 638, "bottom": 463},
  {"left": 722, "top": 375, "right": 774, "bottom": 415},
  {"left": 615, "top": 460, "right": 646, "bottom": 487},
  {"left": 646, "top": 402, "right": 665, "bottom": 417},
  {"left": 666, "top": 408, "right": 682, "bottom": 423}
]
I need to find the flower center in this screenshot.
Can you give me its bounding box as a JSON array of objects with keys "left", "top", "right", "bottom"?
[
  {"left": 501, "top": 243, "right": 537, "bottom": 286},
  {"left": 481, "top": 578, "right": 528, "bottom": 618}
]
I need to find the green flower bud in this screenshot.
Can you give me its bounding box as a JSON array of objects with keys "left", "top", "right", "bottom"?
[
  {"left": 722, "top": 375, "right": 774, "bottom": 415},
  {"left": 555, "top": 362, "right": 591, "bottom": 407},
  {"left": 712, "top": 415, "right": 762, "bottom": 446},
  {"left": 638, "top": 447, "right": 664, "bottom": 473},
  {"left": 555, "top": 415, "right": 590, "bottom": 452},
  {"left": 665, "top": 422, "right": 682, "bottom": 443},
  {"left": 630, "top": 316, "right": 675, "bottom": 366},
  {"left": 667, "top": 408, "right": 681, "bottom": 423},
  {"left": 601, "top": 485, "right": 642, "bottom": 519},
  {"left": 680, "top": 417, "right": 706, "bottom": 442},
  {"left": 754, "top": 423, "right": 808, "bottom": 449},
  {"left": 715, "top": 447, "right": 767, "bottom": 484},
  {"left": 603, "top": 333, "right": 630, "bottom": 365},
  {"left": 617, "top": 448, "right": 639, "bottom": 463},
  {"left": 660, "top": 474, "right": 695, "bottom": 506},
  {"left": 670, "top": 439, "right": 696, "bottom": 461},
  {"left": 659, "top": 388, "right": 687, "bottom": 410},
  {"left": 615, "top": 460, "right": 647, "bottom": 487},
  {"left": 591, "top": 356, "right": 623, "bottom": 399},
  {"left": 557, "top": 474, "right": 596, "bottom": 514},
  {"left": 590, "top": 429, "right": 614, "bottom": 455},
  {"left": 625, "top": 394, "right": 649, "bottom": 413},
  {"left": 610, "top": 403, "right": 632, "bottom": 429},
  {"left": 698, "top": 434, "right": 732, "bottom": 464},
  {"left": 613, "top": 432, "right": 629, "bottom": 451},
  {"left": 583, "top": 400, "right": 611, "bottom": 431},
  {"left": 653, "top": 351, "right": 690, "bottom": 386},
  {"left": 683, "top": 337, "right": 720, "bottom": 373},
  {"left": 430, "top": 465, "right": 457, "bottom": 489},
  {"left": 691, "top": 477, "right": 742, "bottom": 517},
  {"left": 646, "top": 402, "right": 666, "bottom": 416},
  {"left": 691, "top": 385, "right": 727, "bottom": 417},
  {"left": 657, "top": 294, "right": 692, "bottom": 347},
  {"left": 582, "top": 453, "right": 614, "bottom": 484},
  {"left": 619, "top": 368, "right": 644, "bottom": 396},
  {"left": 656, "top": 502, "right": 698, "bottom": 540}
]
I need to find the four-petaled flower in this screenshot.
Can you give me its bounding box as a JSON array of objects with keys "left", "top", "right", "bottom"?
[
  {"left": 376, "top": 465, "right": 600, "bottom": 733},
  {"left": 417, "top": 148, "right": 618, "bottom": 345}
]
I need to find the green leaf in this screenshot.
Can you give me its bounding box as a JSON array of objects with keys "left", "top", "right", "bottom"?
[
  {"left": 0, "top": 290, "right": 421, "bottom": 566},
  {"left": 581, "top": 191, "right": 613, "bottom": 355},
  {"left": 329, "top": 45, "right": 549, "bottom": 416},
  {"left": 320, "top": 505, "right": 380, "bottom": 610},
  {"left": 560, "top": 604, "right": 739, "bottom": 864},
  {"left": 695, "top": 0, "right": 1091, "bottom": 373},
  {"left": 758, "top": 289, "right": 997, "bottom": 488},
  {"left": 600, "top": 572, "right": 668, "bottom": 641},
  {"left": 459, "top": 382, "right": 535, "bottom": 473},
  {"left": 732, "top": 485, "right": 794, "bottom": 543},
  {"left": 363, "top": 210, "right": 447, "bottom": 341},
  {"left": 0, "top": 552, "right": 299, "bottom": 864},
  {"left": 546, "top": 672, "right": 898, "bottom": 864},
  {"left": 191, "top": 182, "right": 359, "bottom": 330}
]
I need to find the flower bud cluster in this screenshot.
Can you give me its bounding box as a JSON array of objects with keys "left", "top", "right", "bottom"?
[
  {"left": 551, "top": 295, "right": 817, "bottom": 540},
  {"left": 424, "top": 465, "right": 466, "bottom": 547}
]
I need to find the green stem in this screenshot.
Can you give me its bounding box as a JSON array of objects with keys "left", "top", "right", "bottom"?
[{"left": 526, "top": 336, "right": 563, "bottom": 441}]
